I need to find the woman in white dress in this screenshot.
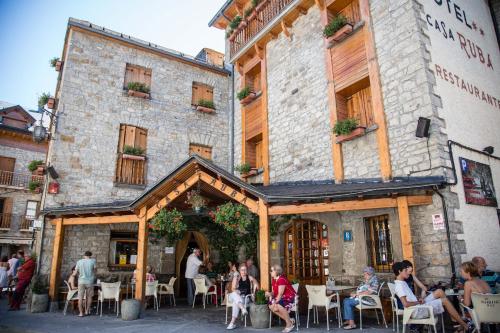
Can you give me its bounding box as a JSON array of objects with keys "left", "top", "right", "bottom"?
[{"left": 0, "top": 255, "right": 10, "bottom": 290}]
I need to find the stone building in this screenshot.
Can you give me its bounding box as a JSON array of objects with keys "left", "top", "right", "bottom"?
[{"left": 0, "top": 101, "right": 48, "bottom": 256}]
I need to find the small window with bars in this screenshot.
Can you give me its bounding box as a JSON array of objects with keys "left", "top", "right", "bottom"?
[{"left": 364, "top": 214, "right": 393, "bottom": 273}]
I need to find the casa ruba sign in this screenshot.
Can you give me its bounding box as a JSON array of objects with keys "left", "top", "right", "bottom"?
[{"left": 460, "top": 157, "right": 497, "bottom": 207}]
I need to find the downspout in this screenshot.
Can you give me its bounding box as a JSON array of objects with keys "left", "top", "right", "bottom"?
[
  {"left": 433, "top": 188, "right": 456, "bottom": 284},
  {"left": 230, "top": 64, "right": 235, "bottom": 173}
]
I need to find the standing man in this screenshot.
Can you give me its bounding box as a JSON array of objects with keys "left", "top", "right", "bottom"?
[
  {"left": 8, "top": 251, "right": 36, "bottom": 311},
  {"left": 246, "top": 258, "right": 259, "bottom": 280},
  {"left": 185, "top": 248, "right": 204, "bottom": 306},
  {"left": 75, "top": 251, "right": 96, "bottom": 317},
  {"left": 7, "top": 253, "right": 19, "bottom": 279}
]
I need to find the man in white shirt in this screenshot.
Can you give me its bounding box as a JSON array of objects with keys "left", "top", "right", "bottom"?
[
  {"left": 393, "top": 262, "right": 468, "bottom": 331},
  {"left": 185, "top": 248, "right": 203, "bottom": 306}
]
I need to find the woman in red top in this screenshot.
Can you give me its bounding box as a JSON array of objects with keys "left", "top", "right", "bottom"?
[{"left": 266, "top": 264, "right": 296, "bottom": 333}]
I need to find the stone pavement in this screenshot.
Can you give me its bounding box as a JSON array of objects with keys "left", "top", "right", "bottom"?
[{"left": 0, "top": 298, "right": 395, "bottom": 333}]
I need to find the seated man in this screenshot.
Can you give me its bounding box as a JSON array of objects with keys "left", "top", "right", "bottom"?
[
  {"left": 472, "top": 256, "right": 499, "bottom": 293},
  {"left": 393, "top": 262, "right": 469, "bottom": 332}
]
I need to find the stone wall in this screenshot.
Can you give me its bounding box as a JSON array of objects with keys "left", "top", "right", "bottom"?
[{"left": 44, "top": 29, "right": 231, "bottom": 208}]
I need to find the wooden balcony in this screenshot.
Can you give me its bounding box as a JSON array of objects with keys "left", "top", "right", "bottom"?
[
  {"left": 0, "top": 170, "right": 44, "bottom": 190},
  {"left": 0, "top": 213, "right": 12, "bottom": 230},
  {"left": 115, "top": 153, "right": 147, "bottom": 186},
  {"left": 19, "top": 217, "right": 33, "bottom": 231}
]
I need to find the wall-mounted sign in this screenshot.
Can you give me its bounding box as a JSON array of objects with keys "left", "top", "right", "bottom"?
[
  {"left": 432, "top": 214, "right": 445, "bottom": 230},
  {"left": 460, "top": 157, "right": 497, "bottom": 207},
  {"left": 164, "top": 247, "right": 175, "bottom": 254},
  {"left": 119, "top": 254, "right": 127, "bottom": 265},
  {"left": 343, "top": 230, "right": 353, "bottom": 242}
]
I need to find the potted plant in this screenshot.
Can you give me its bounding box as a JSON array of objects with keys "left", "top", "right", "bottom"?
[
  {"left": 31, "top": 274, "right": 49, "bottom": 313},
  {"left": 249, "top": 289, "right": 270, "bottom": 328},
  {"left": 185, "top": 190, "right": 208, "bottom": 213},
  {"left": 237, "top": 87, "right": 256, "bottom": 105},
  {"left": 196, "top": 99, "right": 216, "bottom": 113},
  {"left": 122, "top": 145, "right": 146, "bottom": 160},
  {"left": 228, "top": 15, "right": 242, "bottom": 41},
  {"left": 209, "top": 202, "right": 254, "bottom": 233},
  {"left": 149, "top": 208, "right": 187, "bottom": 246},
  {"left": 235, "top": 162, "right": 259, "bottom": 178},
  {"left": 333, "top": 118, "right": 366, "bottom": 143},
  {"left": 323, "top": 14, "right": 353, "bottom": 46},
  {"left": 50, "top": 57, "right": 63, "bottom": 71},
  {"left": 28, "top": 180, "right": 42, "bottom": 193},
  {"left": 28, "top": 160, "right": 45, "bottom": 175},
  {"left": 37, "top": 93, "right": 53, "bottom": 109},
  {"left": 127, "top": 82, "right": 150, "bottom": 99}
]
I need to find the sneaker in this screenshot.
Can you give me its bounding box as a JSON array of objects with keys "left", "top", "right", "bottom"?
[{"left": 227, "top": 323, "right": 237, "bottom": 330}]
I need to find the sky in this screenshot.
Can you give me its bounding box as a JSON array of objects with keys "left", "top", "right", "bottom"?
[{"left": 0, "top": 0, "right": 226, "bottom": 111}]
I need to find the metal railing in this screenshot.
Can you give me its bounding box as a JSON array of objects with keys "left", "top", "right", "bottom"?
[
  {"left": 0, "top": 170, "right": 44, "bottom": 190},
  {"left": 19, "top": 217, "right": 33, "bottom": 231},
  {"left": 0, "top": 214, "right": 34, "bottom": 231}
]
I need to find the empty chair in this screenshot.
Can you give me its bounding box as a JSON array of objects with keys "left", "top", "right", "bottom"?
[
  {"left": 145, "top": 280, "right": 159, "bottom": 311},
  {"left": 462, "top": 292, "right": 500, "bottom": 333},
  {"left": 305, "top": 285, "right": 342, "bottom": 331},
  {"left": 402, "top": 305, "right": 440, "bottom": 333},
  {"left": 206, "top": 284, "right": 218, "bottom": 306},
  {"left": 158, "top": 277, "right": 176, "bottom": 306},
  {"left": 193, "top": 277, "right": 209, "bottom": 308},
  {"left": 98, "top": 281, "right": 121, "bottom": 317},
  {"left": 355, "top": 281, "right": 388, "bottom": 329},
  {"left": 388, "top": 282, "right": 405, "bottom": 332}
]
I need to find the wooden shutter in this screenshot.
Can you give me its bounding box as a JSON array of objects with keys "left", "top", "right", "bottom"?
[
  {"left": 0, "top": 197, "right": 13, "bottom": 229},
  {"left": 124, "top": 64, "right": 152, "bottom": 89},
  {"left": 116, "top": 124, "right": 147, "bottom": 185},
  {"left": 1, "top": 197, "right": 13, "bottom": 214},
  {"left": 346, "top": 86, "right": 373, "bottom": 127},
  {"left": 204, "top": 86, "right": 214, "bottom": 103},
  {"left": 0, "top": 156, "right": 15, "bottom": 172},
  {"left": 338, "top": 1, "right": 361, "bottom": 24},
  {"left": 255, "top": 141, "right": 263, "bottom": 168},
  {"left": 192, "top": 82, "right": 214, "bottom": 105},
  {"left": 189, "top": 144, "right": 212, "bottom": 160},
  {"left": 192, "top": 82, "right": 201, "bottom": 105},
  {"left": 135, "top": 128, "right": 147, "bottom": 152}
]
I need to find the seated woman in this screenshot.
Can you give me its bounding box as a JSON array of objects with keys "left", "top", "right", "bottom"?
[
  {"left": 68, "top": 266, "right": 78, "bottom": 290},
  {"left": 266, "top": 264, "right": 296, "bottom": 333},
  {"left": 343, "top": 266, "right": 379, "bottom": 330},
  {"left": 460, "top": 261, "right": 491, "bottom": 309},
  {"left": 146, "top": 265, "right": 156, "bottom": 282},
  {"left": 226, "top": 263, "right": 259, "bottom": 330}
]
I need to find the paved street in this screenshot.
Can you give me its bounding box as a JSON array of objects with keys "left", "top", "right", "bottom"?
[{"left": 0, "top": 299, "right": 394, "bottom": 333}]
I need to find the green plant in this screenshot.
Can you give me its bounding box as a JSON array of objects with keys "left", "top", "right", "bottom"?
[
  {"left": 38, "top": 93, "right": 51, "bottom": 108},
  {"left": 251, "top": 0, "right": 261, "bottom": 7},
  {"left": 31, "top": 275, "right": 48, "bottom": 294},
  {"left": 197, "top": 99, "right": 215, "bottom": 109},
  {"left": 209, "top": 202, "right": 254, "bottom": 233},
  {"left": 28, "top": 180, "right": 42, "bottom": 192},
  {"left": 333, "top": 118, "right": 358, "bottom": 135},
  {"left": 244, "top": 7, "right": 253, "bottom": 18},
  {"left": 49, "top": 57, "right": 59, "bottom": 67},
  {"left": 28, "top": 160, "right": 44, "bottom": 172},
  {"left": 127, "top": 81, "right": 150, "bottom": 94},
  {"left": 186, "top": 190, "right": 208, "bottom": 209},
  {"left": 150, "top": 208, "right": 187, "bottom": 246},
  {"left": 237, "top": 86, "right": 252, "bottom": 100},
  {"left": 234, "top": 162, "right": 252, "bottom": 174},
  {"left": 123, "top": 145, "right": 145, "bottom": 156},
  {"left": 323, "top": 14, "right": 349, "bottom": 37},
  {"left": 229, "top": 15, "right": 242, "bottom": 30},
  {"left": 290, "top": 278, "right": 300, "bottom": 284},
  {"left": 254, "top": 289, "right": 267, "bottom": 305}
]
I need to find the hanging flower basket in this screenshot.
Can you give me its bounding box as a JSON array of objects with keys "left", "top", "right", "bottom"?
[
  {"left": 186, "top": 190, "right": 208, "bottom": 213},
  {"left": 149, "top": 208, "right": 186, "bottom": 246},
  {"left": 209, "top": 202, "right": 254, "bottom": 233}
]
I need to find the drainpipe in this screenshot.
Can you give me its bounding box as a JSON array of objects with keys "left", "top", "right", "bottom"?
[
  {"left": 433, "top": 188, "right": 456, "bottom": 284},
  {"left": 229, "top": 64, "right": 235, "bottom": 173}
]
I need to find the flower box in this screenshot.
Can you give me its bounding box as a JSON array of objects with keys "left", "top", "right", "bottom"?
[
  {"left": 47, "top": 98, "right": 55, "bottom": 109},
  {"left": 240, "top": 92, "right": 257, "bottom": 106},
  {"left": 33, "top": 165, "right": 45, "bottom": 176},
  {"left": 127, "top": 90, "right": 150, "bottom": 99},
  {"left": 122, "top": 153, "right": 146, "bottom": 161},
  {"left": 196, "top": 105, "right": 216, "bottom": 114},
  {"left": 55, "top": 60, "right": 63, "bottom": 72},
  {"left": 238, "top": 20, "right": 247, "bottom": 29},
  {"left": 335, "top": 126, "right": 366, "bottom": 143},
  {"left": 241, "top": 168, "right": 259, "bottom": 179},
  {"left": 326, "top": 23, "right": 353, "bottom": 44}
]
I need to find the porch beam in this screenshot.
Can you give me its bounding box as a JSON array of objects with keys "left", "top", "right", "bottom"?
[
  {"left": 135, "top": 206, "right": 148, "bottom": 302},
  {"left": 50, "top": 215, "right": 139, "bottom": 225},
  {"left": 267, "top": 195, "right": 432, "bottom": 215},
  {"left": 397, "top": 196, "right": 414, "bottom": 264},
  {"left": 198, "top": 171, "right": 259, "bottom": 214},
  {"left": 258, "top": 199, "right": 270, "bottom": 290},
  {"left": 49, "top": 218, "right": 64, "bottom": 308}
]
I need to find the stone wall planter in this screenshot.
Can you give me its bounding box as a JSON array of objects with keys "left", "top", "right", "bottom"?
[
  {"left": 55, "top": 60, "right": 63, "bottom": 72},
  {"left": 31, "top": 293, "right": 49, "bottom": 313},
  {"left": 122, "top": 153, "right": 146, "bottom": 161},
  {"left": 249, "top": 303, "right": 270, "bottom": 328},
  {"left": 240, "top": 92, "right": 257, "bottom": 106},
  {"left": 196, "top": 105, "right": 216, "bottom": 114},
  {"left": 127, "top": 90, "right": 150, "bottom": 99},
  {"left": 121, "top": 299, "right": 141, "bottom": 321},
  {"left": 47, "top": 98, "right": 55, "bottom": 109},
  {"left": 335, "top": 126, "right": 366, "bottom": 143}
]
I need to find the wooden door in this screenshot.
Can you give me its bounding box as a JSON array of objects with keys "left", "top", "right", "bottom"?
[{"left": 0, "top": 156, "right": 16, "bottom": 186}]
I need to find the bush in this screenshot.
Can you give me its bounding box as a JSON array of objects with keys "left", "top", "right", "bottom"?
[
  {"left": 197, "top": 99, "right": 215, "bottom": 109},
  {"left": 28, "top": 160, "right": 44, "bottom": 172},
  {"left": 323, "top": 14, "right": 348, "bottom": 37},
  {"left": 234, "top": 162, "right": 251, "bottom": 174},
  {"left": 209, "top": 202, "right": 254, "bottom": 233},
  {"left": 229, "top": 15, "right": 242, "bottom": 30},
  {"left": 49, "top": 57, "right": 59, "bottom": 67},
  {"left": 127, "top": 82, "right": 150, "bottom": 94},
  {"left": 254, "top": 289, "right": 267, "bottom": 305},
  {"left": 37, "top": 93, "right": 51, "bottom": 108},
  {"left": 237, "top": 86, "right": 251, "bottom": 100},
  {"left": 31, "top": 275, "right": 48, "bottom": 294},
  {"left": 150, "top": 208, "right": 186, "bottom": 246},
  {"left": 251, "top": 0, "right": 261, "bottom": 7},
  {"left": 28, "top": 180, "right": 42, "bottom": 192},
  {"left": 333, "top": 118, "right": 358, "bottom": 135},
  {"left": 123, "top": 145, "right": 145, "bottom": 156}
]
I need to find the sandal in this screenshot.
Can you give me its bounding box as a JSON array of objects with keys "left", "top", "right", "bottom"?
[
  {"left": 343, "top": 325, "right": 357, "bottom": 330},
  {"left": 282, "top": 324, "right": 295, "bottom": 333}
]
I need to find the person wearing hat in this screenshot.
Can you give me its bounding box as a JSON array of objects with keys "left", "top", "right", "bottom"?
[{"left": 342, "top": 266, "right": 379, "bottom": 330}]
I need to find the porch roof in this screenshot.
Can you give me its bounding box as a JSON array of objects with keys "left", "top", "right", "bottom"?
[{"left": 42, "top": 155, "right": 446, "bottom": 217}]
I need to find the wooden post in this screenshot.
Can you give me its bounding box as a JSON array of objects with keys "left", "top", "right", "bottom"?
[
  {"left": 258, "top": 199, "right": 270, "bottom": 290},
  {"left": 49, "top": 218, "right": 64, "bottom": 310},
  {"left": 397, "top": 196, "right": 414, "bottom": 264},
  {"left": 135, "top": 206, "right": 148, "bottom": 301}
]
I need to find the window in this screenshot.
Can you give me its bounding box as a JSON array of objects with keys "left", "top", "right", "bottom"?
[
  {"left": 25, "top": 201, "right": 38, "bottom": 219},
  {"left": 336, "top": 78, "right": 374, "bottom": 128},
  {"left": 109, "top": 232, "right": 138, "bottom": 268},
  {"left": 192, "top": 82, "right": 214, "bottom": 106},
  {"left": 124, "top": 63, "right": 152, "bottom": 90},
  {"left": 189, "top": 143, "right": 212, "bottom": 160},
  {"left": 0, "top": 156, "right": 15, "bottom": 186},
  {"left": 115, "top": 124, "right": 147, "bottom": 186},
  {"left": 365, "top": 215, "right": 393, "bottom": 272},
  {"left": 0, "top": 197, "right": 13, "bottom": 229}
]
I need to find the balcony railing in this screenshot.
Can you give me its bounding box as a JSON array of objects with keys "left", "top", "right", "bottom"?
[
  {"left": 0, "top": 214, "right": 35, "bottom": 231},
  {"left": 0, "top": 170, "right": 44, "bottom": 190},
  {"left": 229, "top": 0, "right": 294, "bottom": 59},
  {"left": 19, "top": 217, "right": 33, "bottom": 231},
  {"left": 115, "top": 153, "right": 147, "bottom": 186},
  {"left": 0, "top": 213, "right": 12, "bottom": 229}
]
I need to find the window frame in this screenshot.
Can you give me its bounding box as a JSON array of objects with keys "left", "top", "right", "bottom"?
[
  {"left": 191, "top": 81, "right": 214, "bottom": 106},
  {"left": 123, "top": 63, "right": 152, "bottom": 90},
  {"left": 108, "top": 232, "right": 138, "bottom": 269},
  {"left": 364, "top": 214, "right": 394, "bottom": 273},
  {"left": 25, "top": 200, "right": 39, "bottom": 219}
]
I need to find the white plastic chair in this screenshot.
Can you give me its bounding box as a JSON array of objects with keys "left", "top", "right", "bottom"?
[
  {"left": 63, "top": 280, "right": 80, "bottom": 315},
  {"left": 387, "top": 282, "right": 405, "bottom": 332},
  {"left": 207, "top": 284, "right": 218, "bottom": 306},
  {"left": 146, "top": 280, "right": 159, "bottom": 311},
  {"left": 402, "top": 305, "right": 440, "bottom": 333},
  {"left": 193, "top": 278, "right": 209, "bottom": 308},
  {"left": 305, "top": 285, "right": 342, "bottom": 330},
  {"left": 462, "top": 293, "right": 500, "bottom": 333},
  {"left": 98, "top": 282, "right": 121, "bottom": 317},
  {"left": 225, "top": 293, "right": 252, "bottom": 326},
  {"left": 355, "top": 281, "right": 388, "bottom": 329},
  {"left": 269, "top": 292, "right": 300, "bottom": 331},
  {"left": 158, "top": 277, "right": 176, "bottom": 306}
]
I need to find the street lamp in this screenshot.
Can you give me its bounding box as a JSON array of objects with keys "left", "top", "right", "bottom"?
[{"left": 31, "top": 106, "right": 57, "bottom": 142}]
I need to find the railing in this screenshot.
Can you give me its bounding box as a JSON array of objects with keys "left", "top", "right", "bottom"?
[
  {"left": 115, "top": 153, "right": 147, "bottom": 186},
  {"left": 230, "top": 0, "right": 294, "bottom": 58},
  {"left": 19, "top": 217, "right": 33, "bottom": 231},
  {"left": 0, "top": 213, "right": 12, "bottom": 229},
  {"left": 0, "top": 170, "right": 44, "bottom": 190}
]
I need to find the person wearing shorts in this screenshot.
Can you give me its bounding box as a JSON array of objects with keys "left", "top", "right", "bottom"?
[{"left": 75, "top": 251, "right": 96, "bottom": 317}]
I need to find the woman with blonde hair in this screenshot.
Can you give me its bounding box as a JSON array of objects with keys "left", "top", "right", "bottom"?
[
  {"left": 459, "top": 261, "right": 490, "bottom": 308},
  {"left": 266, "top": 264, "right": 296, "bottom": 333},
  {"left": 226, "top": 263, "right": 259, "bottom": 330}
]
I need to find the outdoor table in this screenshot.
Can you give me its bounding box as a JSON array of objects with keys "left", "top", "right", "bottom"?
[{"left": 444, "top": 289, "right": 464, "bottom": 297}]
